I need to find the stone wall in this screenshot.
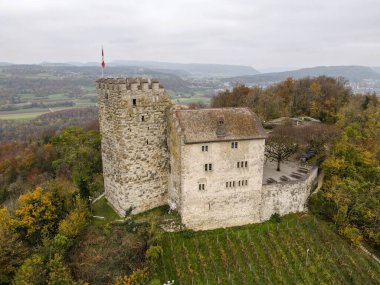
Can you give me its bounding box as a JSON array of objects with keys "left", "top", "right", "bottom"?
[
  {"left": 167, "top": 109, "right": 183, "bottom": 210},
  {"left": 260, "top": 166, "right": 318, "bottom": 221},
  {"left": 179, "top": 139, "right": 266, "bottom": 230},
  {"left": 97, "top": 78, "right": 172, "bottom": 216}
]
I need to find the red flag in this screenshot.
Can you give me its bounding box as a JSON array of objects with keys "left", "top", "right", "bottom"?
[{"left": 101, "top": 47, "right": 105, "bottom": 69}]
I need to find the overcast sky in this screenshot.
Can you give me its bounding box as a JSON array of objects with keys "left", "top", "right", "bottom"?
[{"left": 0, "top": 0, "right": 379, "bottom": 70}]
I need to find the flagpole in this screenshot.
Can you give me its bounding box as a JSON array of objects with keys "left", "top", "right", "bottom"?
[{"left": 101, "top": 45, "right": 105, "bottom": 78}]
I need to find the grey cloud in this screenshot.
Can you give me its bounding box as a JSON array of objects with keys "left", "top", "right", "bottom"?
[{"left": 0, "top": 0, "right": 379, "bottom": 69}]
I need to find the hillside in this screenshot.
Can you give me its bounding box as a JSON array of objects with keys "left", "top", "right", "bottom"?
[
  {"left": 228, "top": 65, "right": 380, "bottom": 84},
  {"left": 156, "top": 213, "right": 380, "bottom": 284},
  {"left": 98, "top": 60, "right": 259, "bottom": 77}
]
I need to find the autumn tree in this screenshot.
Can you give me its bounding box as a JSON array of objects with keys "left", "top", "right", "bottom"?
[
  {"left": 58, "top": 196, "right": 90, "bottom": 239},
  {"left": 0, "top": 208, "right": 29, "bottom": 283},
  {"left": 47, "top": 254, "right": 78, "bottom": 285},
  {"left": 265, "top": 127, "right": 298, "bottom": 171},
  {"left": 50, "top": 126, "right": 102, "bottom": 198},
  {"left": 12, "top": 254, "right": 47, "bottom": 285},
  {"left": 15, "top": 187, "right": 61, "bottom": 244}
]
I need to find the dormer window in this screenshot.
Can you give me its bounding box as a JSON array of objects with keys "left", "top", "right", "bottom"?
[{"left": 216, "top": 116, "right": 226, "bottom": 137}]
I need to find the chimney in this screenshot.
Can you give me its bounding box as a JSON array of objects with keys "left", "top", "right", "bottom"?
[{"left": 216, "top": 116, "right": 226, "bottom": 137}]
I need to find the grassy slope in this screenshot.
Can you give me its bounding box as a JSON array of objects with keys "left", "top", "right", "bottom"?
[{"left": 156, "top": 213, "right": 380, "bottom": 285}]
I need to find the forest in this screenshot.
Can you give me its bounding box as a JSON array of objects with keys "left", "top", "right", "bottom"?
[
  {"left": 0, "top": 76, "right": 379, "bottom": 284},
  {"left": 212, "top": 76, "right": 380, "bottom": 253}
]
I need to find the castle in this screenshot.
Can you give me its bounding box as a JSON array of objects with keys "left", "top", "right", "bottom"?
[{"left": 96, "top": 78, "right": 318, "bottom": 230}]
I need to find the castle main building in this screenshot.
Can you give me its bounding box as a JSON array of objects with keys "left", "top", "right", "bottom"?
[{"left": 96, "top": 78, "right": 317, "bottom": 230}]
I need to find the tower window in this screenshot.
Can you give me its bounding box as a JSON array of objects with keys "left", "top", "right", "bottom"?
[
  {"left": 204, "top": 163, "right": 212, "bottom": 171},
  {"left": 141, "top": 115, "right": 145, "bottom": 122},
  {"left": 146, "top": 139, "right": 148, "bottom": 145},
  {"left": 132, "top": 99, "right": 136, "bottom": 106}
]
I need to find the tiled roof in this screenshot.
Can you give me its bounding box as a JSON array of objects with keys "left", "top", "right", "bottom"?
[{"left": 175, "top": 108, "right": 267, "bottom": 144}]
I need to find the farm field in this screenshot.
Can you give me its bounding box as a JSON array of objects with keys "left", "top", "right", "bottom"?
[
  {"left": 156, "top": 214, "right": 380, "bottom": 285},
  {"left": 0, "top": 92, "right": 98, "bottom": 120}
]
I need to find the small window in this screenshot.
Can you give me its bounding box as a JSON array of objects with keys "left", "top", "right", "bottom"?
[
  {"left": 237, "top": 162, "right": 240, "bottom": 168},
  {"left": 231, "top": 141, "right": 238, "bottom": 149},
  {"left": 198, "top": 184, "right": 205, "bottom": 191},
  {"left": 141, "top": 116, "right": 145, "bottom": 122},
  {"left": 146, "top": 139, "right": 149, "bottom": 145},
  {"left": 233, "top": 181, "right": 235, "bottom": 187},
  {"left": 245, "top": 161, "right": 248, "bottom": 167},
  {"left": 202, "top": 145, "right": 208, "bottom": 152},
  {"left": 204, "top": 163, "right": 212, "bottom": 171},
  {"left": 238, "top": 181, "right": 241, "bottom": 186},
  {"left": 229, "top": 182, "right": 232, "bottom": 187},
  {"left": 132, "top": 99, "right": 136, "bottom": 106},
  {"left": 226, "top": 182, "right": 228, "bottom": 188},
  {"left": 245, "top": 180, "right": 248, "bottom": 186}
]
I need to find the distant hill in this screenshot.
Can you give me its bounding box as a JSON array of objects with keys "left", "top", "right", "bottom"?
[
  {"left": 0, "top": 62, "right": 14, "bottom": 67},
  {"left": 228, "top": 65, "right": 380, "bottom": 84},
  {"left": 103, "top": 60, "right": 260, "bottom": 77},
  {"left": 371, "top": 66, "right": 380, "bottom": 74}
]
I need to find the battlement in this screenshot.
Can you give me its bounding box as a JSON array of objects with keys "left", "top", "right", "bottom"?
[{"left": 96, "top": 77, "right": 163, "bottom": 91}]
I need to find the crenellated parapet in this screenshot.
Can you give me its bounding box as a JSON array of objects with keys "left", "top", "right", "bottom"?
[{"left": 96, "top": 77, "right": 163, "bottom": 92}]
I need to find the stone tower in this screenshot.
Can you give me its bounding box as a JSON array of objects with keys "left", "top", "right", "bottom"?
[{"left": 96, "top": 78, "right": 172, "bottom": 216}]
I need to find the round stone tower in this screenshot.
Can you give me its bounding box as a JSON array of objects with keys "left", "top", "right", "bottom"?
[{"left": 96, "top": 78, "right": 172, "bottom": 216}]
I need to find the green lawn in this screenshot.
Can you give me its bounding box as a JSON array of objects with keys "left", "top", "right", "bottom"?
[
  {"left": 91, "top": 196, "right": 120, "bottom": 224},
  {"left": 156, "top": 214, "right": 380, "bottom": 285}
]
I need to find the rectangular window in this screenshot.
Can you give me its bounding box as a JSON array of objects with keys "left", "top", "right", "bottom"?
[
  {"left": 229, "top": 182, "right": 232, "bottom": 187},
  {"left": 199, "top": 184, "right": 205, "bottom": 191},
  {"left": 245, "top": 161, "right": 248, "bottom": 167},
  {"left": 231, "top": 141, "right": 238, "bottom": 149},
  {"left": 202, "top": 145, "right": 208, "bottom": 152},
  {"left": 233, "top": 181, "right": 235, "bottom": 187},
  {"left": 205, "top": 164, "right": 208, "bottom": 171},
  {"left": 245, "top": 180, "right": 248, "bottom": 186},
  {"left": 141, "top": 115, "right": 145, "bottom": 122},
  {"left": 238, "top": 181, "right": 241, "bottom": 186},
  {"left": 209, "top": 164, "right": 212, "bottom": 171},
  {"left": 205, "top": 163, "right": 212, "bottom": 171},
  {"left": 237, "top": 162, "right": 240, "bottom": 168},
  {"left": 206, "top": 146, "right": 208, "bottom": 151},
  {"left": 132, "top": 99, "right": 136, "bottom": 106},
  {"left": 226, "top": 182, "right": 228, "bottom": 188}
]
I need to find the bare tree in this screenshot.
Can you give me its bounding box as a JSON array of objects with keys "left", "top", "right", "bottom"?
[{"left": 265, "top": 127, "right": 298, "bottom": 171}]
